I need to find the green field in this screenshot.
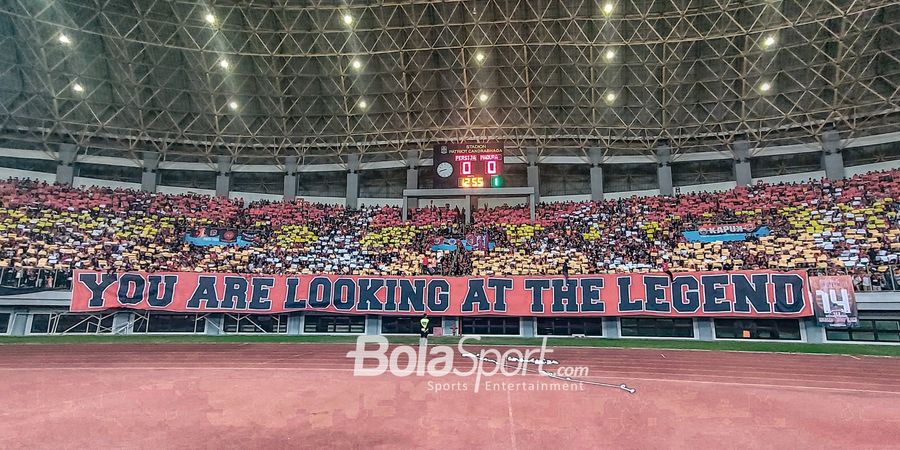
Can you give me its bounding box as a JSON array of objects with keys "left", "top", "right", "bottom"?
[{"left": 1, "top": 334, "right": 898, "bottom": 357}]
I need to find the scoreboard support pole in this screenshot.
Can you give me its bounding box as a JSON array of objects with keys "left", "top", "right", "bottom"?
[
  {"left": 405, "top": 150, "right": 420, "bottom": 211},
  {"left": 530, "top": 195, "right": 536, "bottom": 221},
  {"left": 402, "top": 187, "right": 536, "bottom": 223},
  {"left": 465, "top": 195, "right": 472, "bottom": 223}
]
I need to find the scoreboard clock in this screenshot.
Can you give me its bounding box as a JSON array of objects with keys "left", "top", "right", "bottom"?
[{"left": 432, "top": 142, "right": 504, "bottom": 189}]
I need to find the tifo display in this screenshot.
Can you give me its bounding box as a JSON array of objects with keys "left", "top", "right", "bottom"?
[
  {"left": 0, "top": 170, "right": 897, "bottom": 292},
  {"left": 432, "top": 142, "right": 504, "bottom": 189}
]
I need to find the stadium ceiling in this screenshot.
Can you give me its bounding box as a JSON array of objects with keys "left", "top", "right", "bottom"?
[{"left": 0, "top": 0, "right": 897, "bottom": 165}]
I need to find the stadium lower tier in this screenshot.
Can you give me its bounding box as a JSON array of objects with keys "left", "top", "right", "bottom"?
[
  {"left": 0, "top": 268, "right": 895, "bottom": 344},
  {"left": 2, "top": 299, "right": 899, "bottom": 344}
]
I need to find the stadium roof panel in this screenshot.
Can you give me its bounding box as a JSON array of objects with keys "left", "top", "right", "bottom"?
[{"left": 0, "top": 0, "right": 897, "bottom": 164}]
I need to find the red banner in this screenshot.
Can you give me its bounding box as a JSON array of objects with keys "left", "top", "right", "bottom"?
[{"left": 71, "top": 270, "right": 813, "bottom": 317}]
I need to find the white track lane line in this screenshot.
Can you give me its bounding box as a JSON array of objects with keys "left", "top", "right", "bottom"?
[
  {"left": 2, "top": 366, "right": 900, "bottom": 396},
  {"left": 506, "top": 389, "right": 518, "bottom": 450}
]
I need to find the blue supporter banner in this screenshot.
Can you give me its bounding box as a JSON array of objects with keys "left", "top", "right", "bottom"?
[
  {"left": 430, "top": 237, "right": 495, "bottom": 252},
  {"left": 184, "top": 227, "right": 258, "bottom": 247},
  {"left": 683, "top": 225, "right": 770, "bottom": 243}
]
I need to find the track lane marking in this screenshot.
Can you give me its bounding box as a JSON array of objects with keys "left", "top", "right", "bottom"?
[
  {"left": 2, "top": 367, "right": 899, "bottom": 395},
  {"left": 4, "top": 364, "right": 896, "bottom": 382},
  {"left": 506, "top": 389, "right": 518, "bottom": 450}
]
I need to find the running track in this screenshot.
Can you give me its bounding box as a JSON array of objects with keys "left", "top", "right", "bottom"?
[{"left": 1, "top": 343, "right": 898, "bottom": 449}]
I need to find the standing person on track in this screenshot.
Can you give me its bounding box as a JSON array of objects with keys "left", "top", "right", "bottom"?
[
  {"left": 419, "top": 313, "right": 430, "bottom": 346},
  {"left": 561, "top": 259, "right": 570, "bottom": 281}
]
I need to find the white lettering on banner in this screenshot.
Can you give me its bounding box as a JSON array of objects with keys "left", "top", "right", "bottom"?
[{"left": 698, "top": 223, "right": 755, "bottom": 235}]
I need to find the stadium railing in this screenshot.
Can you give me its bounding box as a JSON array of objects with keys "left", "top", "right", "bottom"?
[
  {"left": 0, "top": 268, "right": 72, "bottom": 291},
  {"left": 0, "top": 266, "right": 897, "bottom": 294}
]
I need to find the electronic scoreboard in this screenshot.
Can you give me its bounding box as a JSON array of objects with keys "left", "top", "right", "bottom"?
[{"left": 432, "top": 142, "right": 504, "bottom": 189}]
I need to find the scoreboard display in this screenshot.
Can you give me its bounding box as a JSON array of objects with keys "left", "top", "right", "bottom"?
[{"left": 432, "top": 142, "right": 504, "bottom": 189}]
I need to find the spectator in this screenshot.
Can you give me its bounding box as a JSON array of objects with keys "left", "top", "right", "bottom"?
[{"left": 0, "top": 170, "right": 897, "bottom": 292}]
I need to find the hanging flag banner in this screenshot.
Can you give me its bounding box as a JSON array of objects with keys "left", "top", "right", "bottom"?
[
  {"left": 809, "top": 275, "right": 859, "bottom": 328},
  {"left": 683, "top": 223, "right": 771, "bottom": 243},
  {"left": 430, "top": 236, "right": 496, "bottom": 252},
  {"left": 184, "top": 227, "right": 261, "bottom": 247},
  {"left": 71, "top": 270, "right": 813, "bottom": 318}
]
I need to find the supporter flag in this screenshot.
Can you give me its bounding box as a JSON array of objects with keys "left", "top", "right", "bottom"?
[
  {"left": 809, "top": 276, "right": 859, "bottom": 329},
  {"left": 467, "top": 233, "right": 491, "bottom": 251},
  {"left": 240, "top": 231, "right": 261, "bottom": 244},
  {"left": 431, "top": 235, "right": 495, "bottom": 252},
  {"left": 185, "top": 226, "right": 255, "bottom": 247},
  {"left": 220, "top": 229, "right": 238, "bottom": 243}
]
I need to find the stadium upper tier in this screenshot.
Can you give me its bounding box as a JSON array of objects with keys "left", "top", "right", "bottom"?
[
  {"left": 0, "top": 170, "right": 897, "bottom": 287},
  {"left": 0, "top": 1, "right": 897, "bottom": 161}
]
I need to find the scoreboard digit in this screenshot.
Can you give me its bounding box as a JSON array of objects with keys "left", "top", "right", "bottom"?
[{"left": 432, "top": 142, "right": 504, "bottom": 189}]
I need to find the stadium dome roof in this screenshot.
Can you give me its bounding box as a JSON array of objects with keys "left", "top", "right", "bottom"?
[{"left": 0, "top": 0, "right": 897, "bottom": 164}]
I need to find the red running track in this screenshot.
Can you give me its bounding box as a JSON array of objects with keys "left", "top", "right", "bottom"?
[{"left": 0, "top": 343, "right": 899, "bottom": 449}]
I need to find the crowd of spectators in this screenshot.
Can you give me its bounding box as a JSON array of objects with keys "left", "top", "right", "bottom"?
[
  {"left": 0, "top": 169, "right": 897, "bottom": 292},
  {"left": 470, "top": 170, "right": 899, "bottom": 277}
]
